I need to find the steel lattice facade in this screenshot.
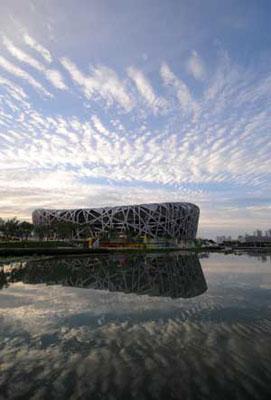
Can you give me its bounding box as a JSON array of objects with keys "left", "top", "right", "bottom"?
[{"left": 32, "top": 202, "right": 200, "bottom": 239}]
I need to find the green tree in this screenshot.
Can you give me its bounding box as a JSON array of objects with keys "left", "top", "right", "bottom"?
[
  {"left": 53, "top": 222, "right": 74, "bottom": 240},
  {"left": 0, "top": 218, "right": 4, "bottom": 238},
  {"left": 18, "top": 221, "right": 33, "bottom": 240},
  {"left": 34, "top": 224, "right": 50, "bottom": 240},
  {"left": 3, "top": 218, "right": 20, "bottom": 239},
  {"left": 123, "top": 226, "right": 137, "bottom": 242}
]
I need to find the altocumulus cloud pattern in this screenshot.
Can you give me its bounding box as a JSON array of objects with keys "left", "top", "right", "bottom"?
[
  {"left": 32, "top": 202, "right": 200, "bottom": 239},
  {"left": 0, "top": 0, "right": 270, "bottom": 236}
]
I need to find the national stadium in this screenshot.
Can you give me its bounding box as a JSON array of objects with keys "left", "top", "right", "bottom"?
[{"left": 32, "top": 202, "right": 200, "bottom": 240}]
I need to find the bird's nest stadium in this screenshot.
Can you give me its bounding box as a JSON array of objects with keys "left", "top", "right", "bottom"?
[{"left": 32, "top": 202, "right": 200, "bottom": 240}]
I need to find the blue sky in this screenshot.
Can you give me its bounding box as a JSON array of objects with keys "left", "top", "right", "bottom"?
[{"left": 0, "top": 0, "right": 270, "bottom": 237}]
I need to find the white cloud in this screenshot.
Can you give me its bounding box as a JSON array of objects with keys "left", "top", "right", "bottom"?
[
  {"left": 0, "top": 75, "right": 28, "bottom": 99},
  {"left": 23, "top": 33, "right": 52, "bottom": 63},
  {"left": 45, "top": 69, "right": 67, "bottom": 90},
  {"left": 0, "top": 46, "right": 270, "bottom": 235},
  {"left": 160, "top": 62, "right": 193, "bottom": 112},
  {"left": 3, "top": 37, "right": 67, "bottom": 91},
  {"left": 186, "top": 51, "right": 206, "bottom": 81},
  {"left": 0, "top": 56, "right": 51, "bottom": 97},
  {"left": 0, "top": 168, "right": 205, "bottom": 221},
  {"left": 127, "top": 66, "right": 167, "bottom": 113},
  {"left": 61, "top": 57, "right": 133, "bottom": 111},
  {"left": 91, "top": 115, "right": 112, "bottom": 138},
  {"left": 3, "top": 36, "right": 44, "bottom": 71}
]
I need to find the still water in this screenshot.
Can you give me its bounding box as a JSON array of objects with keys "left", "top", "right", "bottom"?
[{"left": 0, "top": 252, "right": 271, "bottom": 400}]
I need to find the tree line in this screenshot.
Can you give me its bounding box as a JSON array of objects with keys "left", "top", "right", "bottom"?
[
  {"left": 0, "top": 218, "right": 33, "bottom": 240},
  {"left": 0, "top": 217, "right": 78, "bottom": 240},
  {"left": 0, "top": 217, "right": 156, "bottom": 241}
]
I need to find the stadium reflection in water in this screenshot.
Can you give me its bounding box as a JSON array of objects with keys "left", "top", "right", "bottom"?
[
  {"left": 0, "top": 253, "right": 207, "bottom": 299},
  {"left": 1, "top": 253, "right": 271, "bottom": 400}
]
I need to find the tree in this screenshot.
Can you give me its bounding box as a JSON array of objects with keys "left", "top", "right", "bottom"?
[
  {"left": 123, "top": 226, "right": 137, "bottom": 242},
  {"left": 107, "top": 227, "right": 121, "bottom": 240},
  {"left": 2, "top": 218, "right": 20, "bottom": 239},
  {"left": 18, "top": 221, "right": 33, "bottom": 240},
  {"left": 53, "top": 222, "right": 74, "bottom": 240},
  {"left": 0, "top": 218, "right": 4, "bottom": 238},
  {"left": 0, "top": 268, "right": 8, "bottom": 289},
  {"left": 34, "top": 224, "right": 50, "bottom": 240}
]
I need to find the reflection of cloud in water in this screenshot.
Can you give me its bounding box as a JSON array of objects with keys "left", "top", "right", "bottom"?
[
  {"left": 1, "top": 309, "right": 271, "bottom": 399},
  {"left": 1, "top": 253, "right": 271, "bottom": 399},
  {"left": 201, "top": 253, "right": 271, "bottom": 290}
]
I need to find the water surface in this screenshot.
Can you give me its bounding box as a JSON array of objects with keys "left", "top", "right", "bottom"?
[{"left": 0, "top": 252, "right": 271, "bottom": 399}]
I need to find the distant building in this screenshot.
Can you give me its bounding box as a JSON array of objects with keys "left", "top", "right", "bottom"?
[
  {"left": 216, "top": 235, "right": 232, "bottom": 243},
  {"left": 240, "top": 229, "right": 271, "bottom": 243},
  {"left": 216, "top": 236, "right": 226, "bottom": 244}
]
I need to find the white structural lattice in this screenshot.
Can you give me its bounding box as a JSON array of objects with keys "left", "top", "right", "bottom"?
[{"left": 32, "top": 202, "right": 200, "bottom": 239}]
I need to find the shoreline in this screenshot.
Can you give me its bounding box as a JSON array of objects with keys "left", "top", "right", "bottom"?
[
  {"left": 0, "top": 246, "right": 270, "bottom": 257},
  {"left": 0, "top": 247, "right": 194, "bottom": 257}
]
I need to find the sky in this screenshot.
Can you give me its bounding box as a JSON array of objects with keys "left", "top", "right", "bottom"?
[{"left": 0, "top": 0, "right": 270, "bottom": 238}]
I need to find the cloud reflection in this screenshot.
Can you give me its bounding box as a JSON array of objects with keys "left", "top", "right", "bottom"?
[{"left": 1, "top": 253, "right": 271, "bottom": 399}]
